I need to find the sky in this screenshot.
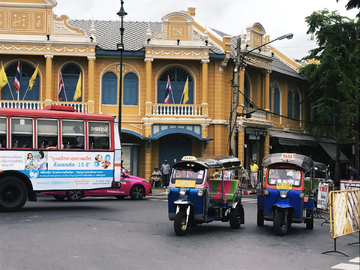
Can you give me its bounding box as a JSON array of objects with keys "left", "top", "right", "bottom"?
[{"left": 53, "top": 0, "right": 358, "bottom": 60}]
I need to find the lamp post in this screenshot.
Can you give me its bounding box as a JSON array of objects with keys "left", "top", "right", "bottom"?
[
  {"left": 229, "top": 33, "right": 293, "bottom": 156},
  {"left": 117, "top": 0, "right": 127, "bottom": 145}
]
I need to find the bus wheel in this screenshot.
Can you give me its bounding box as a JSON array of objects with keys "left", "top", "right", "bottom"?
[
  {"left": 174, "top": 210, "right": 188, "bottom": 236},
  {"left": 274, "top": 211, "right": 288, "bottom": 236},
  {"left": 66, "top": 191, "right": 83, "bottom": 201},
  {"left": 0, "top": 176, "right": 28, "bottom": 212},
  {"left": 53, "top": 195, "right": 66, "bottom": 201}
]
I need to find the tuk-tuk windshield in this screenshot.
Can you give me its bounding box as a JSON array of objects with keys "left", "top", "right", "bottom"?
[
  {"left": 267, "top": 168, "right": 302, "bottom": 187},
  {"left": 171, "top": 168, "right": 205, "bottom": 185}
]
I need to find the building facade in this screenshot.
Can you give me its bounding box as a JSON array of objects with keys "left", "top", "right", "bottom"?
[{"left": 0, "top": 0, "right": 351, "bottom": 180}]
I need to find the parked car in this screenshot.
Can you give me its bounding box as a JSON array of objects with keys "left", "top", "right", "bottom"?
[{"left": 43, "top": 172, "right": 152, "bottom": 201}]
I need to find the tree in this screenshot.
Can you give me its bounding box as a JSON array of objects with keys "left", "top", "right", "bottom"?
[
  {"left": 300, "top": 9, "right": 360, "bottom": 182},
  {"left": 337, "top": 0, "right": 360, "bottom": 17}
]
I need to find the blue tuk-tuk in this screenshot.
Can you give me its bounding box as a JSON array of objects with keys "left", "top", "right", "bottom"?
[
  {"left": 166, "top": 156, "right": 244, "bottom": 236},
  {"left": 257, "top": 153, "right": 315, "bottom": 236}
]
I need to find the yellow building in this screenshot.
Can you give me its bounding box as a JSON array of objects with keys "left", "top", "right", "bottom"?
[{"left": 1, "top": 1, "right": 348, "bottom": 179}]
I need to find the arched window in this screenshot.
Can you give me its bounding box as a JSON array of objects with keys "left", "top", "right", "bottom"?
[
  {"left": 287, "top": 91, "right": 293, "bottom": 118},
  {"left": 294, "top": 93, "right": 300, "bottom": 120},
  {"left": 1, "top": 62, "right": 39, "bottom": 101},
  {"left": 274, "top": 88, "right": 280, "bottom": 115},
  {"left": 60, "top": 63, "right": 82, "bottom": 102},
  {"left": 157, "top": 67, "right": 193, "bottom": 104},
  {"left": 123, "top": 72, "right": 139, "bottom": 106},
  {"left": 102, "top": 71, "right": 117, "bottom": 105}
]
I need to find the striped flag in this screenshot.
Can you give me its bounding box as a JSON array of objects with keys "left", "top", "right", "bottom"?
[
  {"left": 58, "top": 73, "right": 65, "bottom": 101},
  {"left": 14, "top": 61, "right": 20, "bottom": 100},
  {"left": 164, "top": 75, "right": 171, "bottom": 104}
]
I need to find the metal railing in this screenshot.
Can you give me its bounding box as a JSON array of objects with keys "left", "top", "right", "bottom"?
[
  {"left": 0, "top": 100, "right": 88, "bottom": 113},
  {"left": 152, "top": 104, "right": 202, "bottom": 116}
]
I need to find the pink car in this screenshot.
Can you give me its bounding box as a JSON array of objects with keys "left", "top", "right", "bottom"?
[{"left": 43, "top": 172, "right": 152, "bottom": 201}]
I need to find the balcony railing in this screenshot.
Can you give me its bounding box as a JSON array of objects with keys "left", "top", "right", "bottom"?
[
  {"left": 0, "top": 100, "right": 88, "bottom": 113},
  {"left": 152, "top": 104, "right": 202, "bottom": 116}
]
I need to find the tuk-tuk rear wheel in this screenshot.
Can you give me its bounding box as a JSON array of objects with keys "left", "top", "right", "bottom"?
[
  {"left": 174, "top": 210, "right": 188, "bottom": 236},
  {"left": 230, "top": 206, "right": 241, "bottom": 229},
  {"left": 274, "top": 211, "right": 288, "bottom": 236},
  {"left": 306, "top": 210, "right": 314, "bottom": 230}
]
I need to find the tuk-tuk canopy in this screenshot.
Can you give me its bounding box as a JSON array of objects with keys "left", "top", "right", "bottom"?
[
  {"left": 262, "top": 153, "right": 314, "bottom": 172},
  {"left": 174, "top": 156, "right": 241, "bottom": 169}
]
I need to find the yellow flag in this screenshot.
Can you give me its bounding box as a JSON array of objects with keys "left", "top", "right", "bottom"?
[
  {"left": 182, "top": 77, "right": 189, "bottom": 104},
  {"left": 28, "top": 65, "right": 38, "bottom": 90},
  {"left": 0, "top": 64, "right": 8, "bottom": 90},
  {"left": 74, "top": 74, "right": 82, "bottom": 101}
]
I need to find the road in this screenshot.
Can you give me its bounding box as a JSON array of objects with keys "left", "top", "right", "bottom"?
[{"left": 0, "top": 194, "right": 359, "bottom": 270}]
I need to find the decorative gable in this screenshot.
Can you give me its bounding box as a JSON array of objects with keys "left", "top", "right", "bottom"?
[{"left": 161, "top": 12, "right": 193, "bottom": 41}]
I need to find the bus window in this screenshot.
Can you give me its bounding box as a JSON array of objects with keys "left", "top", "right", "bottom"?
[
  {"left": 11, "top": 118, "right": 33, "bottom": 148},
  {"left": 62, "top": 121, "right": 85, "bottom": 149},
  {"left": 37, "top": 119, "right": 58, "bottom": 149},
  {"left": 0, "top": 118, "right": 6, "bottom": 148},
  {"left": 88, "top": 122, "right": 110, "bottom": 149}
]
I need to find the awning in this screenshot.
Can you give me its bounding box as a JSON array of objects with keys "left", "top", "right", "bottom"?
[{"left": 319, "top": 143, "right": 349, "bottom": 163}]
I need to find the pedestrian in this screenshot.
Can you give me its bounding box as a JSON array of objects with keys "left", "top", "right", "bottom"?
[
  {"left": 250, "top": 159, "right": 258, "bottom": 189},
  {"left": 161, "top": 159, "right": 171, "bottom": 188},
  {"left": 151, "top": 166, "right": 162, "bottom": 187},
  {"left": 348, "top": 164, "right": 359, "bottom": 181}
]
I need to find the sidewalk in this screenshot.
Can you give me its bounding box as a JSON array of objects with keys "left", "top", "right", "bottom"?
[{"left": 151, "top": 186, "right": 257, "bottom": 196}]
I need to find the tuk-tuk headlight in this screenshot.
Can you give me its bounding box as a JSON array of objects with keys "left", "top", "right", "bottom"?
[
  {"left": 179, "top": 187, "right": 186, "bottom": 196},
  {"left": 264, "top": 189, "right": 270, "bottom": 196},
  {"left": 280, "top": 191, "right": 287, "bottom": 199},
  {"left": 299, "top": 192, "right": 305, "bottom": 199},
  {"left": 197, "top": 189, "right": 204, "bottom": 196},
  {"left": 165, "top": 187, "right": 171, "bottom": 196}
]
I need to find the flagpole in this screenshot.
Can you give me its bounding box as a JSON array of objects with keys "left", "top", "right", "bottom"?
[
  {"left": 171, "top": 88, "right": 175, "bottom": 104},
  {"left": 6, "top": 82, "right": 15, "bottom": 100},
  {"left": 63, "top": 84, "right": 68, "bottom": 102},
  {"left": 22, "top": 85, "right": 30, "bottom": 101}
]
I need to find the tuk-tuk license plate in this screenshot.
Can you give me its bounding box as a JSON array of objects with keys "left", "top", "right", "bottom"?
[
  {"left": 276, "top": 183, "right": 293, "bottom": 190},
  {"left": 175, "top": 180, "right": 196, "bottom": 188}
]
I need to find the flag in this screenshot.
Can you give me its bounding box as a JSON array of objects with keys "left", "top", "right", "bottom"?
[
  {"left": 73, "top": 74, "right": 81, "bottom": 101},
  {"left": 0, "top": 64, "right": 8, "bottom": 90},
  {"left": 58, "top": 73, "right": 65, "bottom": 101},
  {"left": 28, "top": 65, "right": 38, "bottom": 90},
  {"left": 182, "top": 77, "right": 189, "bottom": 104},
  {"left": 14, "top": 62, "right": 20, "bottom": 97},
  {"left": 164, "top": 75, "right": 171, "bottom": 104}
]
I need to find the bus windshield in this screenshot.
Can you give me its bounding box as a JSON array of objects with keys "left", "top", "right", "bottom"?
[{"left": 267, "top": 168, "right": 302, "bottom": 187}]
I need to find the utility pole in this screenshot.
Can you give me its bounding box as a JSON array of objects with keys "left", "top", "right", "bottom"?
[
  {"left": 229, "top": 38, "right": 241, "bottom": 156},
  {"left": 228, "top": 33, "right": 293, "bottom": 157}
]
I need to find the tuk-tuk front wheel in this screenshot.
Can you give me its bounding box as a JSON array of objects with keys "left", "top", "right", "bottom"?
[
  {"left": 230, "top": 206, "right": 241, "bottom": 229},
  {"left": 174, "top": 210, "right": 189, "bottom": 236},
  {"left": 274, "top": 211, "right": 288, "bottom": 236},
  {"left": 257, "top": 208, "right": 264, "bottom": 227}
]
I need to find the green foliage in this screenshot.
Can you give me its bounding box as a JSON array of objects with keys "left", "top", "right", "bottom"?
[{"left": 300, "top": 9, "right": 360, "bottom": 140}]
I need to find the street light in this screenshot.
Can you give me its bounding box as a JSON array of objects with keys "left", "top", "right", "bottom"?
[
  {"left": 117, "top": 0, "right": 127, "bottom": 146},
  {"left": 228, "top": 33, "right": 293, "bottom": 156}
]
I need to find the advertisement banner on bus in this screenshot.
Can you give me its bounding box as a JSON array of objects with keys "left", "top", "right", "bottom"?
[{"left": 0, "top": 151, "right": 114, "bottom": 190}]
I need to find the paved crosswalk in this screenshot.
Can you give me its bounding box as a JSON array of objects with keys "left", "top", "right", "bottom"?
[{"left": 331, "top": 257, "right": 360, "bottom": 270}]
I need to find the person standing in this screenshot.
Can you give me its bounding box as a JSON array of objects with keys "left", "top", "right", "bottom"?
[
  {"left": 250, "top": 159, "right": 259, "bottom": 189},
  {"left": 161, "top": 159, "right": 171, "bottom": 188},
  {"left": 348, "top": 164, "right": 359, "bottom": 181}
]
